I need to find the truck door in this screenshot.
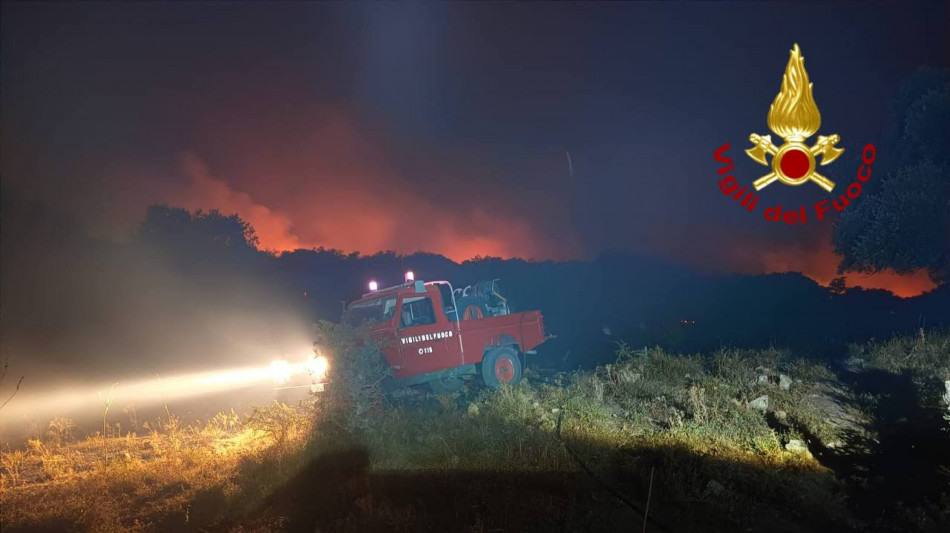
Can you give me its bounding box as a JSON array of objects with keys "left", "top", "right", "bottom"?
[{"left": 396, "top": 289, "right": 461, "bottom": 376}]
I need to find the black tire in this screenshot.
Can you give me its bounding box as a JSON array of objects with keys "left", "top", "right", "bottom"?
[
  {"left": 455, "top": 296, "right": 489, "bottom": 320},
  {"left": 481, "top": 346, "right": 523, "bottom": 389},
  {"left": 429, "top": 376, "right": 466, "bottom": 394}
]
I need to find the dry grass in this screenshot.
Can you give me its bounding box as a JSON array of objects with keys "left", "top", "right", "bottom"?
[{"left": 1, "top": 402, "right": 316, "bottom": 532}]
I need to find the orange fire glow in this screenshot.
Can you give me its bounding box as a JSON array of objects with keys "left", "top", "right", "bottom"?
[
  {"left": 165, "top": 113, "right": 578, "bottom": 263},
  {"left": 155, "top": 113, "right": 936, "bottom": 299},
  {"left": 170, "top": 152, "right": 936, "bottom": 298},
  {"left": 741, "top": 237, "right": 936, "bottom": 298}
]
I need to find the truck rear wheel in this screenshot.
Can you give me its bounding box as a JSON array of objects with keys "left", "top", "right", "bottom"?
[{"left": 481, "top": 346, "right": 522, "bottom": 389}]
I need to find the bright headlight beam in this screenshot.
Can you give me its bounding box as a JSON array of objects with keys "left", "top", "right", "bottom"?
[
  {"left": 1, "top": 359, "right": 310, "bottom": 423},
  {"left": 269, "top": 359, "right": 294, "bottom": 384}
]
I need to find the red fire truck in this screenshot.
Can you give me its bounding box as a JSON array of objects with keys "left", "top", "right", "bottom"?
[{"left": 343, "top": 276, "right": 548, "bottom": 392}]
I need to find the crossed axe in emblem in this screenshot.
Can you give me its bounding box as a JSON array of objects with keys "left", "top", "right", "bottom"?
[{"left": 746, "top": 133, "right": 844, "bottom": 192}]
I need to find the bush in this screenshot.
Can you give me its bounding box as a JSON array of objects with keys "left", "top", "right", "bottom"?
[
  {"left": 861, "top": 329, "right": 950, "bottom": 379},
  {"left": 313, "top": 320, "right": 391, "bottom": 434}
]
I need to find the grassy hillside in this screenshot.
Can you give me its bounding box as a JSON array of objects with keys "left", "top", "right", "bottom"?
[{"left": 2, "top": 330, "right": 948, "bottom": 532}]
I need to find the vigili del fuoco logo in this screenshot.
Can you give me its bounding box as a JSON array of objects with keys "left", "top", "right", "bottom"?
[{"left": 714, "top": 44, "right": 877, "bottom": 225}]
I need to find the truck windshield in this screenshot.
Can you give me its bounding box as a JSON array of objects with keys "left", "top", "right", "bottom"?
[{"left": 343, "top": 296, "right": 397, "bottom": 327}]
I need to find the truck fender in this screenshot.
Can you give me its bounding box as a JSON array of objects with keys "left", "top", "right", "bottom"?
[
  {"left": 486, "top": 334, "right": 522, "bottom": 366},
  {"left": 490, "top": 334, "right": 518, "bottom": 349}
]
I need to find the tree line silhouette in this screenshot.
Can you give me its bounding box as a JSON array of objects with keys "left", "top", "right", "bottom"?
[{"left": 4, "top": 193, "right": 946, "bottom": 383}]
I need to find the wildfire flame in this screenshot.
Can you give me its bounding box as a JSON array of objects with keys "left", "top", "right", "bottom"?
[{"left": 767, "top": 44, "right": 821, "bottom": 141}]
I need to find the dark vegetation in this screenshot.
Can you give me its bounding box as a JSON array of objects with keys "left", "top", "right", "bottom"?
[
  {"left": 3, "top": 190, "right": 949, "bottom": 385},
  {"left": 834, "top": 69, "right": 950, "bottom": 283}
]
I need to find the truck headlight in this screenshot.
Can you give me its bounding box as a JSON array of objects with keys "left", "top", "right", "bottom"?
[
  {"left": 307, "top": 355, "right": 329, "bottom": 377},
  {"left": 269, "top": 359, "right": 293, "bottom": 384}
]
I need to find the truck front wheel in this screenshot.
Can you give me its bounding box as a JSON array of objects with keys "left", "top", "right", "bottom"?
[{"left": 481, "top": 346, "right": 522, "bottom": 389}]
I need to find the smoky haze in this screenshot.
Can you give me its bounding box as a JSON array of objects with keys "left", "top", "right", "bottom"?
[{"left": 1, "top": 193, "right": 314, "bottom": 437}]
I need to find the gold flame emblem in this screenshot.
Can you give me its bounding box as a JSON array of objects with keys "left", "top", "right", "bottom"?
[{"left": 746, "top": 44, "right": 843, "bottom": 192}]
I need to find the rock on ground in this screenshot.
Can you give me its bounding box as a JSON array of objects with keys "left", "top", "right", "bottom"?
[
  {"left": 779, "top": 374, "right": 792, "bottom": 391},
  {"left": 785, "top": 439, "right": 809, "bottom": 453},
  {"left": 808, "top": 382, "right": 865, "bottom": 434},
  {"left": 747, "top": 395, "right": 769, "bottom": 412}
]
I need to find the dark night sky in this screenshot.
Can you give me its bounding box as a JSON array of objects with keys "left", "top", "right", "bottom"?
[{"left": 2, "top": 2, "right": 948, "bottom": 295}]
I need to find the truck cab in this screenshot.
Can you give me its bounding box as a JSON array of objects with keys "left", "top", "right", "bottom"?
[{"left": 344, "top": 279, "right": 547, "bottom": 391}]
